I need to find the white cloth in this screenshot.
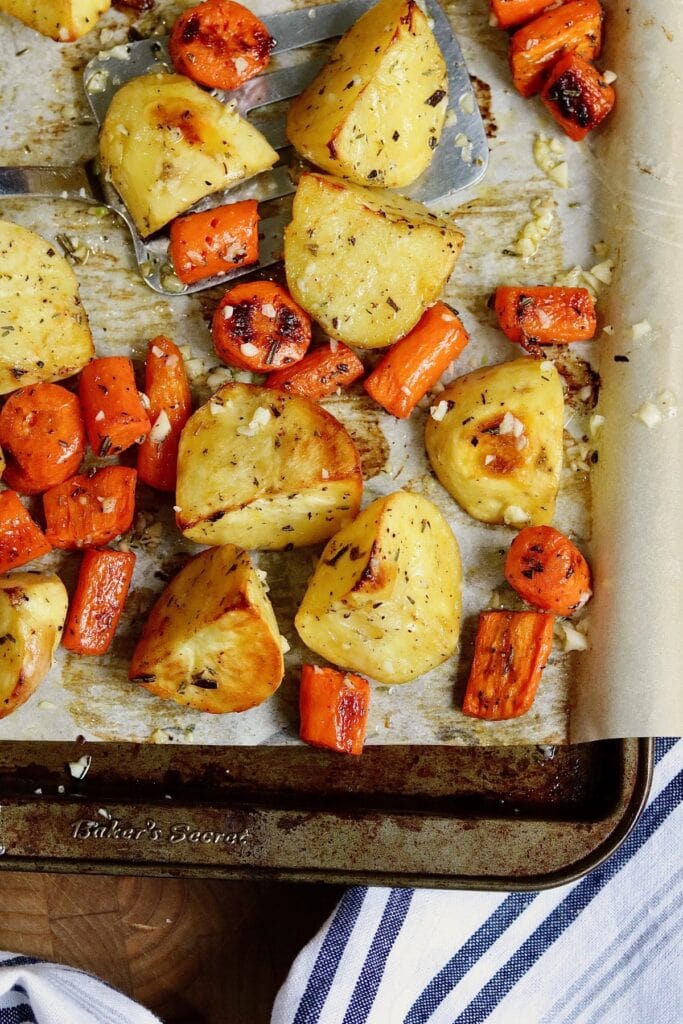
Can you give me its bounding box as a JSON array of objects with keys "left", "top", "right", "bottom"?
[
  {"left": 0, "top": 954, "right": 161, "bottom": 1024},
  {"left": 272, "top": 738, "right": 683, "bottom": 1024}
]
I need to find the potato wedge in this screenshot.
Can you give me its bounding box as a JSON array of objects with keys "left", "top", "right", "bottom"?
[
  {"left": 287, "top": 0, "right": 448, "bottom": 188},
  {"left": 0, "top": 221, "right": 94, "bottom": 395},
  {"left": 425, "top": 358, "right": 564, "bottom": 527},
  {"left": 285, "top": 172, "right": 464, "bottom": 349},
  {"left": 176, "top": 382, "right": 362, "bottom": 550},
  {"left": 129, "top": 545, "right": 283, "bottom": 713},
  {"left": 0, "top": 572, "right": 68, "bottom": 719},
  {"left": 295, "top": 491, "right": 461, "bottom": 684},
  {"left": 99, "top": 73, "right": 278, "bottom": 237},
  {"left": 0, "top": 0, "right": 110, "bottom": 40}
]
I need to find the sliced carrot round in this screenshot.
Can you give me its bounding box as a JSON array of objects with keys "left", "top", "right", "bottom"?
[
  {"left": 505, "top": 525, "right": 592, "bottom": 616},
  {"left": 212, "top": 281, "right": 312, "bottom": 372},
  {"left": 169, "top": 0, "right": 274, "bottom": 91},
  {"left": 0, "top": 383, "right": 86, "bottom": 495}
]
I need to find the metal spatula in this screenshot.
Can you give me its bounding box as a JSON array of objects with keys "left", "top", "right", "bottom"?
[{"left": 0, "top": 0, "right": 487, "bottom": 295}]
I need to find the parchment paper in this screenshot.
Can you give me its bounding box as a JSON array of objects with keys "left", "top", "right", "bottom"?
[{"left": 0, "top": 0, "right": 678, "bottom": 745}]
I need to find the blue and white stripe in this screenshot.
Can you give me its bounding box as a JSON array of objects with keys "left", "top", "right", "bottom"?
[{"left": 273, "top": 739, "right": 682, "bottom": 1024}]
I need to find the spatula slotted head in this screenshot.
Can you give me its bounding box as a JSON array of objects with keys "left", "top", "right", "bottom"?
[{"left": 84, "top": 0, "right": 488, "bottom": 295}]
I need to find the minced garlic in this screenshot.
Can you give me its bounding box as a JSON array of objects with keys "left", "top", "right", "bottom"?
[{"left": 533, "top": 134, "right": 569, "bottom": 188}]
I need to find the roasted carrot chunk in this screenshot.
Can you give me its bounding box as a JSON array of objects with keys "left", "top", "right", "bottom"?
[
  {"left": 364, "top": 303, "right": 469, "bottom": 419},
  {"left": 505, "top": 525, "right": 592, "bottom": 615},
  {"left": 0, "top": 490, "right": 52, "bottom": 573},
  {"left": 169, "top": 201, "right": 260, "bottom": 285},
  {"left": 212, "top": 281, "right": 312, "bottom": 372},
  {"left": 509, "top": 0, "right": 603, "bottom": 98},
  {"left": 62, "top": 548, "right": 136, "bottom": 656},
  {"left": 489, "top": 0, "right": 553, "bottom": 30},
  {"left": 0, "top": 383, "right": 86, "bottom": 495},
  {"left": 299, "top": 664, "right": 370, "bottom": 755},
  {"left": 462, "top": 610, "right": 555, "bottom": 720},
  {"left": 137, "top": 337, "right": 192, "bottom": 493},
  {"left": 43, "top": 467, "right": 137, "bottom": 550},
  {"left": 79, "top": 357, "right": 151, "bottom": 458},
  {"left": 267, "top": 343, "right": 364, "bottom": 400},
  {"left": 169, "top": 0, "right": 274, "bottom": 90},
  {"left": 494, "top": 286, "right": 596, "bottom": 349},
  {"left": 541, "top": 51, "right": 615, "bottom": 140}
]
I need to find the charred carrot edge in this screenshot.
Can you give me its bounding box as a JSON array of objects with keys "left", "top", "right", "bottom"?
[
  {"left": 299, "top": 664, "right": 371, "bottom": 755},
  {"left": 494, "top": 286, "right": 596, "bottom": 346},
  {"left": 462, "top": 610, "right": 555, "bottom": 721},
  {"left": 266, "top": 343, "right": 364, "bottom": 399},
  {"left": 137, "top": 337, "right": 192, "bottom": 493},
  {"left": 0, "top": 382, "right": 86, "bottom": 495},
  {"left": 169, "top": 0, "right": 274, "bottom": 91},
  {"left": 43, "top": 467, "right": 137, "bottom": 551},
  {"left": 62, "top": 548, "right": 136, "bottom": 656},
  {"left": 509, "top": 0, "right": 603, "bottom": 98},
  {"left": 212, "top": 280, "right": 312, "bottom": 372},
  {"left": 364, "top": 303, "right": 469, "bottom": 418},
  {"left": 79, "top": 357, "right": 151, "bottom": 458},
  {"left": 489, "top": 0, "right": 553, "bottom": 30},
  {"left": 0, "top": 490, "right": 52, "bottom": 573},
  {"left": 540, "top": 51, "right": 615, "bottom": 141},
  {"left": 169, "top": 201, "right": 260, "bottom": 285},
  {"left": 505, "top": 525, "right": 592, "bottom": 615}
]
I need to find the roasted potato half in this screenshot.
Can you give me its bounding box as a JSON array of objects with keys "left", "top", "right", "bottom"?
[
  {"left": 0, "top": 0, "right": 110, "bottom": 39},
  {"left": 130, "top": 545, "right": 284, "bottom": 714},
  {"left": 99, "top": 73, "right": 278, "bottom": 237},
  {"left": 425, "top": 358, "right": 564, "bottom": 527},
  {"left": 0, "top": 221, "right": 94, "bottom": 395},
  {"left": 176, "top": 382, "right": 362, "bottom": 550},
  {"left": 287, "top": 0, "right": 448, "bottom": 188},
  {"left": 295, "top": 491, "right": 462, "bottom": 684},
  {"left": 285, "top": 173, "right": 464, "bottom": 349},
  {"left": 0, "top": 572, "right": 68, "bottom": 719}
]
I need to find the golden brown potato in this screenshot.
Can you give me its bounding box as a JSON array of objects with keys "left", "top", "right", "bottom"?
[
  {"left": 424, "top": 358, "right": 564, "bottom": 527},
  {"left": 176, "top": 382, "right": 363, "bottom": 550},
  {"left": 99, "top": 73, "right": 278, "bottom": 237},
  {"left": 0, "top": 221, "right": 94, "bottom": 395},
  {"left": 287, "top": 0, "right": 448, "bottom": 188},
  {"left": 285, "top": 172, "right": 464, "bottom": 349},
  {"left": 295, "top": 491, "right": 462, "bottom": 684},
  {"left": 0, "top": 572, "right": 68, "bottom": 719},
  {"left": 0, "top": 0, "right": 110, "bottom": 40},
  {"left": 129, "top": 544, "right": 284, "bottom": 714}
]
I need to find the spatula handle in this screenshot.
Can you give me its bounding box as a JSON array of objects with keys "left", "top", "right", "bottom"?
[{"left": 0, "top": 165, "right": 96, "bottom": 200}]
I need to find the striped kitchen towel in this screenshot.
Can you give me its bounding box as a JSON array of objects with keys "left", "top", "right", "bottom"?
[
  {"left": 272, "top": 737, "right": 682, "bottom": 1024},
  {"left": 0, "top": 955, "right": 161, "bottom": 1024}
]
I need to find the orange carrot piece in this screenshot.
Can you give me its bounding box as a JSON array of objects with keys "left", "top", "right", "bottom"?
[
  {"left": 489, "top": 0, "right": 553, "bottom": 30},
  {"left": 299, "top": 664, "right": 370, "bottom": 755},
  {"left": 79, "top": 357, "right": 151, "bottom": 458},
  {"left": 169, "top": 0, "right": 274, "bottom": 90},
  {"left": 43, "top": 467, "right": 137, "bottom": 550},
  {"left": 494, "top": 286, "right": 596, "bottom": 348},
  {"left": 0, "top": 490, "right": 52, "bottom": 573},
  {"left": 213, "top": 281, "right": 312, "bottom": 372},
  {"left": 509, "top": 0, "right": 603, "bottom": 98},
  {"left": 541, "top": 51, "right": 615, "bottom": 140},
  {"left": 364, "top": 303, "right": 469, "bottom": 419},
  {"left": 137, "top": 337, "right": 192, "bottom": 493},
  {"left": 462, "top": 610, "right": 555, "bottom": 720},
  {"left": 505, "top": 525, "right": 592, "bottom": 615},
  {"left": 169, "top": 201, "right": 260, "bottom": 285},
  {"left": 266, "top": 343, "right": 364, "bottom": 399},
  {"left": 0, "top": 383, "right": 86, "bottom": 495},
  {"left": 62, "top": 548, "right": 136, "bottom": 656}
]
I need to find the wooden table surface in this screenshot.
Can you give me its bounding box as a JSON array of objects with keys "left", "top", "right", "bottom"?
[{"left": 0, "top": 873, "right": 344, "bottom": 1023}]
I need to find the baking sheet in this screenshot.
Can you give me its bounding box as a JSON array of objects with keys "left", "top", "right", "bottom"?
[{"left": 0, "top": 0, "right": 678, "bottom": 746}]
